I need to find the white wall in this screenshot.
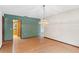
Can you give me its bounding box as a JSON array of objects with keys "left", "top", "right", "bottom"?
[
  {"left": 0, "top": 12, "right": 2, "bottom": 48},
  {"left": 45, "top": 8, "right": 79, "bottom": 46}
]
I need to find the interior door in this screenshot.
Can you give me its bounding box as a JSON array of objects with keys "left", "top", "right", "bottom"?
[{"left": 18, "top": 19, "right": 21, "bottom": 37}]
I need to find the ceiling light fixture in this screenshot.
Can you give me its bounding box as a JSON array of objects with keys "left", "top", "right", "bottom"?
[{"left": 39, "top": 5, "right": 48, "bottom": 26}]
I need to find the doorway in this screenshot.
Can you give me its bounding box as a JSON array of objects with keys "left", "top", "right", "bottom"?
[{"left": 13, "top": 19, "right": 21, "bottom": 40}]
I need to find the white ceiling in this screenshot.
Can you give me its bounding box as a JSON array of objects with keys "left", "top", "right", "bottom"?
[{"left": 0, "top": 5, "right": 79, "bottom": 18}]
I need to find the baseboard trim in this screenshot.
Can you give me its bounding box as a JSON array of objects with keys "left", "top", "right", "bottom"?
[
  {"left": 44, "top": 37, "right": 79, "bottom": 48},
  {"left": 4, "top": 40, "right": 13, "bottom": 41},
  {"left": 21, "top": 36, "right": 39, "bottom": 39},
  {"left": 0, "top": 43, "right": 2, "bottom": 48}
]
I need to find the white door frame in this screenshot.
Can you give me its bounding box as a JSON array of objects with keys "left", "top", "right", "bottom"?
[{"left": 0, "top": 12, "right": 2, "bottom": 48}]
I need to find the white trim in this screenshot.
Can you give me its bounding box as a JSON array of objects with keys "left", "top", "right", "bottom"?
[
  {"left": 0, "top": 12, "right": 2, "bottom": 48},
  {"left": 0, "top": 42, "right": 2, "bottom": 48}
]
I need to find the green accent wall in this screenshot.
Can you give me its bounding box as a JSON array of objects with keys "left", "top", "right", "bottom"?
[
  {"left": 21, "top": 17, "right": 40, "bottom": 38},
  {"left": 4, "top": 14, "right": 40, "bottom": 40},
  {"left": 4, "top": 14, "right": 13, "bottom": 40},
  {"left": 4, "top": 14, "right": 24, "bottom": 40}
]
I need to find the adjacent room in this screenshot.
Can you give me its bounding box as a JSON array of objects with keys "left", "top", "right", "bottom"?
[{"left": 0, "top": 5, "right": 79, "bottom": 53}]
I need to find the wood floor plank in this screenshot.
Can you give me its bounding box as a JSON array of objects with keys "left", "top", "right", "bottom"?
[
  {"left": 0, "top": 41, "right": 13, "bottom": 53},
  {"left": 14, "top": 37, "right": 79, "bottom": 53}
]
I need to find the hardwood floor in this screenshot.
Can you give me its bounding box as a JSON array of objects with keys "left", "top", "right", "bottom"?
[
  {"left": 0, "top": 41, "right": 13, "bottom": 53},
  {"left": 14, "top": 37, "right": 79, "bottom": 53}
]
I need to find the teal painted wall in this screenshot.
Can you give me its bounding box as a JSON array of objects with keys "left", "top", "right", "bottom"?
[
  {"left": 4, "top": 14, "right": 40, "bottom": 40},
  {"left": 21, "top": 17, "right": 40, "bottom": 38},
  {"left": 4, "top": 14, "right": 13, "bottom": 40},
  {"left": 4, "top": 14, "right": 24, "bottom": 40}
]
